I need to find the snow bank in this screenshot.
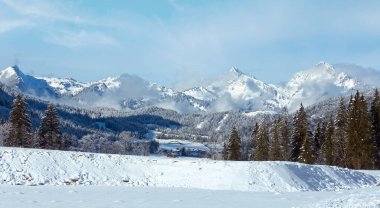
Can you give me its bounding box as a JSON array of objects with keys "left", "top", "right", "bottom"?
[{"left": 0, "top": 147, "right": 376, "bottom": 192}]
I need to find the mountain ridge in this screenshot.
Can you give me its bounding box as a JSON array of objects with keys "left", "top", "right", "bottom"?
[{"left": 0, "top": 62, "right": 377, "bottom": 113}]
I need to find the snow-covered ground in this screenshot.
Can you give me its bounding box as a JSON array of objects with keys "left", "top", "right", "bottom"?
[
  {"left": 0, "top": 185, "right": 379, "bottom": 208},
  {"left": 0, "top": 147, "right": 376, "bottom": 191},
  {"left": 0, "top": 147, "right": 379, "bottom": 207}
]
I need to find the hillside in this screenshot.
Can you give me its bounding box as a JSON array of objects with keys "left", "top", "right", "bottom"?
[{"left": 0, "top": 147, "right": 376, "bottom": 192}]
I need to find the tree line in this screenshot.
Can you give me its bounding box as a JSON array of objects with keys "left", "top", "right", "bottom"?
[
  {"left": 3, "top": 91, "right": 380, "bottom": 170},
  {"left": 223, "top": 90, "right": 380, "bottom": 170},
  {"left": 0, "top": 94, "right": 158, "bottom": 155}
]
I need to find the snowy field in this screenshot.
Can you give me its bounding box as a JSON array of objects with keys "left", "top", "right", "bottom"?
[
  {"left": 0, "top": 147, "right": 379, "bottom": 207},
  {"left": 1, "top": 185, "right": 380, "bottom": 208}
]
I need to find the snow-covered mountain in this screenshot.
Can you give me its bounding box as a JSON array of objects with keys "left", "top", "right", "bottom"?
[
  {"left": 72, "top": 74, "right": 208, "bottom": 112},
  {"left": 0, "top": 62, "right": 378, "bottom": 113},
  {"left": 184, "top": 67, "right": 287, "bottom": 112},
  {"left": 0, "top": 66, "right": 58, "bottom": 98},
  {"left": 40, "top": 77, "right": 89, "bottom": 96},
  {"left": 282, "top": 62, "right": 367, "bottom": 111},
  {"left": 183, "top": 62, "right": 376, "bottom": 112}
]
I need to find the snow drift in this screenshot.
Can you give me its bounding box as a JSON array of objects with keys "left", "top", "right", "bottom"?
[{"left": 0, "top": 147, "right": 376, "bottom": 192}]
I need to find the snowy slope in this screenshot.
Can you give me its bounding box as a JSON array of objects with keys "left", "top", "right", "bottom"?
[
  {"left": 183, "top": 86, "right": 217, "bottom": 101},
  {"left": 0, "top": 66, "right": 58, "bottom": 97},
  {"left": 0, "top": 147, "right": 376, "bottom": 192},
  {"left": 0, "top": 66, "right": 20, "bottom": 86},
  {"left": 39, "top": 77, "right": 89, "bottom": 96}
]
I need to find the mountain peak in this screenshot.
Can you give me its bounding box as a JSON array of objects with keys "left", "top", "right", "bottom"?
[
  {"left": 228, "top": 67, "right": 242, "bottom": 75},
  {"left": 1, "top": 65, "right": 24, "bottom": 78},
  {"left": 288, "top": 61, "right": 338, "bottom": 85},
  {"left": 0, "top": 65, "right": 25, "bottom": 86},
  {"left": 315, "top": 61, "right": 335, "bottom": 74},
  {"left": 315, "top": 61, "right": 331, "bottom": 67}
]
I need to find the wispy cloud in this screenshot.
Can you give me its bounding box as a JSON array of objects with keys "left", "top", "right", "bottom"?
[
  {"left": 0, "top": 0, "right": 115, "bottom": 48},
  {"left": 1, "top": 0, "right": 83, "bottom": 23},
  {"left": 0, "top": 18, "right": 31, "bottom": 33},
  {"left": 45, "top": 29, "right": 117, "bottom": 48},
  {"left": 1, "top": 0, "right": 380, "bottom": 86}
]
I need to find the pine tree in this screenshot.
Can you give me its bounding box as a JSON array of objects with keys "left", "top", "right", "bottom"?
[
  {"left": 313, "top": 122, "right": 322, "bottom": 163},
  {"left": 270, "top": 118, "right": 281, "bottom": 161},
  {"left": 250, "top": 123, "right": 259, "bottom": 160},
  {"left": 299, "top": 129, "right": 314, "bottom": 164},
  {"left": 290, "top": 114, "right": 300, "bottom": 162},
  {"left": 346, "top": 94, "right": 356, "bottom": 168},
  {"left": 255, "top": 121, "right": 269, "bottom": 161},
  {"left": 320, "top": 121, "right": 328, "bottom": 148},
  {"left": 228, "top": 127, "right": 241, "bottom": 161},
  {"left": 359, "top": 94, "right": 376, "bottom": 169},
  {"left": 335, "top": 97, "right": 347, "bottom": 167},
  {"left": 323, "top": 117, "right": 334, "bottom": 165},
  {"left": 290, "top": 104, "right": 311, "bottom": 162},
  {"left": 38, "top": 104, "right": 62, "bottom": 150},
  {"left": 3, "top": 94, "right": 32, "bottom": 147},
  {"left": 370, "top": 89, "right": 380, "bottom": 169},
  {"left": 346, "top": 91, "right": 374, "bottom": 169},
  {"left": 278, "top": 108, "right": 291, "bottom": 161},
  {"left": 222, "top": 142, "right": 228, "bottom": 160}
]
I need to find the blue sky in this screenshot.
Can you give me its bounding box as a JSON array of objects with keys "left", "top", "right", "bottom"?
[{"left": 1, "top": 0, "right": 380, "bottom": 89}]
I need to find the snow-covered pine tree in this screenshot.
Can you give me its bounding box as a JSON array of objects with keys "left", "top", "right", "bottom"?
[
  {"left": 3, "top": 94, "right": 33, "bottom": 147},
  {"left": 254, "top": 121, "right": 269, "bottom": 161},
  {"left": 335, "top": 97, "right": 348, "bottom": 167},
  {"left": 250, "top": 123, "right": 259, "bottom": 160},
  {"left": 228, "top": 127, "right": 241, "bottom": 161},
  {"left": 38, "top": 104, "right": 62, "bottom": 150},
  {"left": 322, "top": 117, "right": 334, "bottom": 165},
  {"left": 270, "top": 118, "right": 281, "bottom": 161},
  {"left": 290, "top": 104, "right": 309, "bottom": 162},
  {"left": 370, "top": 89, "right": 380, "bottom": 169}
]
